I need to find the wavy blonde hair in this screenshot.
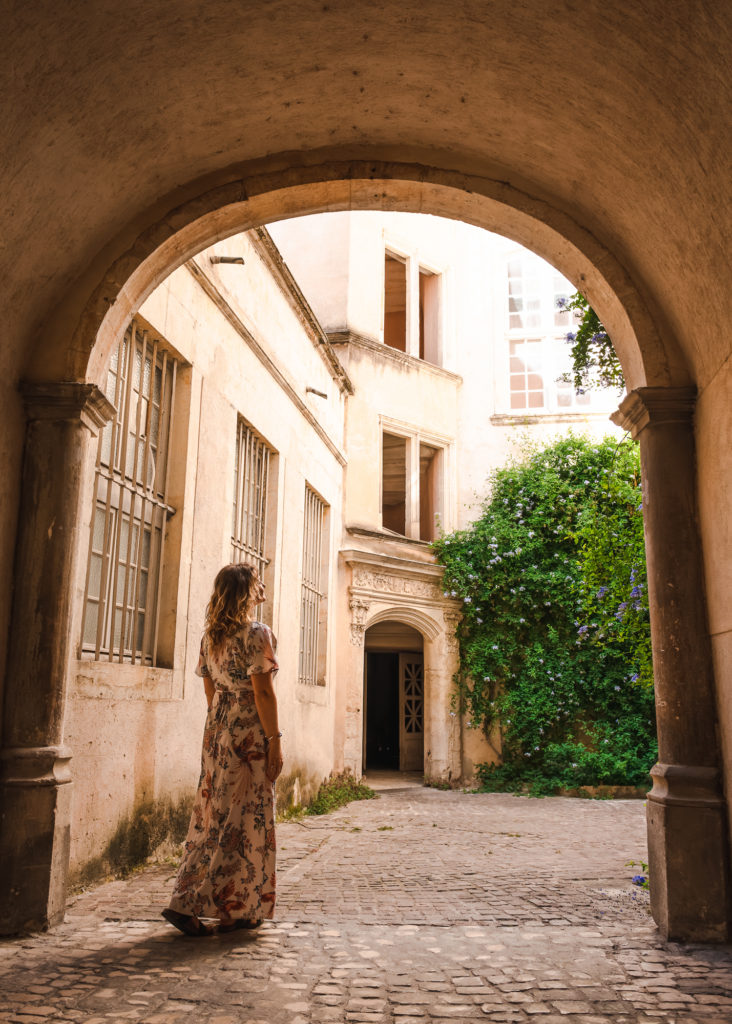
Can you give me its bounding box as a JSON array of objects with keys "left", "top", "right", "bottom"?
[{"left": 203, "top": 563, "right": 260, "bottom": 657}]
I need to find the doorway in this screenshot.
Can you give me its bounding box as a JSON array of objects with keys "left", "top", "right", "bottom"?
[{"left": 364, "top": 622, "right": 424, "bottom": 772}]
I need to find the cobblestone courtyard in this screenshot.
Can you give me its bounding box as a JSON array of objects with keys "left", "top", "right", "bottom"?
[{"left": 2, "top": 779, "right": 732, "bottom": 1024}]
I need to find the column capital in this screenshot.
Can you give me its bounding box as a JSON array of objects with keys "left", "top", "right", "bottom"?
[
  {"left": 20, "top": 381, "right": 115, "bottom": 435},
  {"left": 610, "top": 386, "right": 696, "bottom": 439}
]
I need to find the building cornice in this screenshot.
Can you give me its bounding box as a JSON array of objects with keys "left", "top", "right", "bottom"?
[
  {"left": 328, "top": 329, "right": 463, "bottom": 384},
  {"left": 247, "top": 227, "right": 354, "bottom": 396},
  {"left": 185, "top": 259, "right": 347, "bottom": 466}
]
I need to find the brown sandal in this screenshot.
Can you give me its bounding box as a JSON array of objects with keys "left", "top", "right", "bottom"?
[{"left": 161, "top": 908, "right": 215, "bottom": 936}]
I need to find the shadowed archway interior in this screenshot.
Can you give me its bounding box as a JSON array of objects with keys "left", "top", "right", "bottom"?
[{"left": 0, "top": 0, "right": 730, "bottom": 943}]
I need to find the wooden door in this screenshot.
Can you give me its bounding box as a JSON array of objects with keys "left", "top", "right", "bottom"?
[{"left": 399, "top": 653, "right": 424, "bottom": 771}]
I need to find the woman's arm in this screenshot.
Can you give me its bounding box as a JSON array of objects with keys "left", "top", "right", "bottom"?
[
  {"left": 251, "top": 672, "right": 283, "bottom": 782},
  {"left": 203, "top": 674, "right": 215, "bottom": 710}
]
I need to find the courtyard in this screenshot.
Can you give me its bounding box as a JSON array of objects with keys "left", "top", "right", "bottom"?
[{"left": 2, "top": 780, "right": 731, "bottom": 1024}]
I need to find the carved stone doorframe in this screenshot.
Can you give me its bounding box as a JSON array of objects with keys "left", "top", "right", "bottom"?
[{"left": 341, "top": 549, "right": 461, "bottom": 783}]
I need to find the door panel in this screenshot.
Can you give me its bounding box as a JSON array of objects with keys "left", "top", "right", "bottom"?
[{"left": 399, "top": 653, "right": 424, "bottom": 771}]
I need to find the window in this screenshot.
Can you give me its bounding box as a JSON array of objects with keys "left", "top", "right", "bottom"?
[
  {"left": 383, "top": 248, "right": 442, "bottom": 365},
  {"left": 506, "top": 251, "right": 590, "bottom": 413},
  {"left": 419, "top": 268, "right": 440, "bottom": 363},
  {"left": 384, "top": 251, "right": 408, "bottom": 352},
  {"left": 381, "top": 432, "right": 408, "bottom": 534},
  {"left": 232, "top": 419, "right": 274, "bottom": 581},
  {"left": 298, "top": 485, "right": 329, "bottom": 686},
  {"left": 81, "top": 320, "right": 179, "bottom": 665},
  {"left": 381, "top": 429, "right": 445, "bottom": 542}
]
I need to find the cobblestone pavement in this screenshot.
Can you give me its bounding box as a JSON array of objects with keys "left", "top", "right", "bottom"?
[{"left": 2, "top": 782, "right": 732, "bottom": 1024}]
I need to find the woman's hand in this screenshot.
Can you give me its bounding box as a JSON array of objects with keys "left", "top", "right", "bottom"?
[{"left": 266, "top": 736, "right": 283, "bottom": 783}]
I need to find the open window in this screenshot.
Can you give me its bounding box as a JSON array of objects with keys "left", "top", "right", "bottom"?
[
  {"left": 381, "top": 430, "right": 445, "bottom": 541},
  {"left": 384, "top": 251, "right": 408, "bottom": 352},
  {"left": 419, "top": 268, "right": 441, "bottom": 364},
  {"left": 381, "top": 432, "right": 408, "bottom": 534},
  {"left": 419, "top": 442, "right": 442, "bottom": 541}
]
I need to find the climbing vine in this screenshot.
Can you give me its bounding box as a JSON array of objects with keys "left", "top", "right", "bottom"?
[
  {"left": 558, "top": 292, "right": 624, "bottom": 393},
  {"left": 433, "top": 435, "right": 656, "bottom": 796}
]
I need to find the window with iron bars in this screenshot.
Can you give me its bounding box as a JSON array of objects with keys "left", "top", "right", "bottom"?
[
  {"left": 298, "top": 485, "right": 328, "bottom": 686},
  {"left": 80, "top": 320, "right": 178, "bottom": 665},
  {"left": 231, "top": 418, "right": 273, "bottom": 583}
]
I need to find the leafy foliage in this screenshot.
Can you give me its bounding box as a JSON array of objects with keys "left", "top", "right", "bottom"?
[
  {"left": 306, "top": 771, "right": 377, "bottom": 815},
  {"left": 559, "top": 292, "right": 624, "bottom": 392},
  {"left": 433, "top": 435, "right": 656, "bottom": 796}
]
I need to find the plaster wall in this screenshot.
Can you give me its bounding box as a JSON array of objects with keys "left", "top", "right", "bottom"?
[{"left": 63, "top": 231, "right": 345, "bottom": 877}]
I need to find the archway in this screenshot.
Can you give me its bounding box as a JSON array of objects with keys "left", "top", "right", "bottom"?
[{"left": 1, "top": 162, "right": 728, "bottom": 944}]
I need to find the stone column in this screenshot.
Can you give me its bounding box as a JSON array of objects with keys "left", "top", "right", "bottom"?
[
  {"left": 343, "top": 596, "right": 370, "bottom": 774},
  {"left": 612, "top": 386, "right": 730, "bottom": 941},
  {"left": 0, "top": 382, "right": 114, "bottom": 934}
]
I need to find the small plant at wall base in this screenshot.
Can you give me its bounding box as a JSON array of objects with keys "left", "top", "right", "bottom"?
[
  {"left": 433, "top": 434, "right": 656, "bottom": 796},
  {"left": 306, "top": 771, "right": 377, "bottom": 815},
  {"left": 558, "top": 292, "right": 624, "bottom": 392}
]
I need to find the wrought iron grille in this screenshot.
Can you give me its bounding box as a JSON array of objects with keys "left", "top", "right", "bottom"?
[
  {"left": 231, "top": 419, "right": 272, "bottom": 581},
  {"left": 80, "top": 320, "right": 178, "bottom": 665},
  {"left": 298, "top": 485, "right": 327, "bottom": 686}
]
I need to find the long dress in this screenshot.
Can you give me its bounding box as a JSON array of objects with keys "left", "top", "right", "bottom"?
[{"left": 167, "top": 620, "right": 279, "bottom": 923}]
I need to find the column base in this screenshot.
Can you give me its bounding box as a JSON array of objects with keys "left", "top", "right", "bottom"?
[
  {"left": 647, "top": 763, "right": 730, "bottom": 942},
  {"left": 0, "top": 746, "right": 73, "bottom": 935}
]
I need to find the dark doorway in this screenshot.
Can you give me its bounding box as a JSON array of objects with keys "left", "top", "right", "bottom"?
[{"left": 365, "top": 651, "right": 399, "bottom": 769}]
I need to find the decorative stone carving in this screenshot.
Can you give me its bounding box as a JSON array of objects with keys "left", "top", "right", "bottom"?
[
  {"left": 443, "top": 611, "right": 462, "bottom": 653},
  {"left": 349, "top": 597, "right": 370, "bottom": 646},
  {"left": 352, "top": 567, "right": 441, "bottom": 601}
]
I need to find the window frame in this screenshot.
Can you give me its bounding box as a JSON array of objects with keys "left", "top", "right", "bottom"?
[
  {"left": 80, "top": 319, "right": 180, "bottom": 667},
  {"left": 504, "top": 249, "right": 596, "bottom": 415},
  {"left": 298, "top": 484, "right": 330, "bottom": 687}
]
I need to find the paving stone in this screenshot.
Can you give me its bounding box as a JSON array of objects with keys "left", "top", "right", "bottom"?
[{"left": 1, "top": 785, "right": 731, "bottom": 1024}]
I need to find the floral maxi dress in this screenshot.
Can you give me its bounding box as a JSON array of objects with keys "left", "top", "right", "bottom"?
[{"left": 167, "top": 621, "right": 279, "bottom": 923}]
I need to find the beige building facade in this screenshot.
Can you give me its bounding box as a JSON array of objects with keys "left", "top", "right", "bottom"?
[{"left": 56, "top": 210, "right": 624, "bottom": 883}]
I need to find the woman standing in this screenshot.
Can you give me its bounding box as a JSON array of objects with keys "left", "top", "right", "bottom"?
[{"left": 162, "top": 563, "right": 283, "bottom": 936}]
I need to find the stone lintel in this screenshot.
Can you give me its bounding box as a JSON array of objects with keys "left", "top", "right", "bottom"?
[
  {"left": 611, "top": 386, "right": 696, "bottom": 438},
  {"left": 0, "top": 746, "right": 73, "bottom": 787},
  {"left": 21, "top": 381, "right": 116, "bottom": 435}
]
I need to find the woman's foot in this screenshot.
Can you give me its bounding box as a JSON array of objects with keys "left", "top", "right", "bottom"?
[
  {"left": 218, "top": 917, "right": 262, "bottom": 933},
  {"left": 161, "top": 908, "right": 215, "bottom": 936}
]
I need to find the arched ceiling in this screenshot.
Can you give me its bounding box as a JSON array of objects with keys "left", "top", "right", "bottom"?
[{"left": 3, "top": 0, "right": 730, "bottom": 388}]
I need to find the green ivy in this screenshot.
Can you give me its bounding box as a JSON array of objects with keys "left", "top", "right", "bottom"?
[{"left": 433, "top": 435, "right": 656, "bottom": 796}]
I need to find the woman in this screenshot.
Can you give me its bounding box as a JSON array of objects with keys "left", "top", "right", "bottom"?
[{"left": 162, "top": 563, "right": 283, "bottom": 936}]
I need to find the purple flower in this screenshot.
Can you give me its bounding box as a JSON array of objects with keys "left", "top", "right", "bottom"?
[
  {"left": 556, "top": 296, "right": 568, "bottom": 309},
  {"left": 565, "top": 331, "right": 576, "bottom": 342},
  {"left": 630, "top": 586, "right": 641, "bottom": 599},
  {"left": 632, "top": 875, "right": 647, "bottom": 887},
  {"left": 596, "top": 586, "right": 608, "bottom": 598}
]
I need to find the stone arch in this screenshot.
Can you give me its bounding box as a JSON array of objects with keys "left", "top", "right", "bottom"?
[
  {"left": 3, "top": 155, "right": 728, "bottom": 943},
  {"left": 25, "top": 157, "right": 690, "bottom": 393},
  {"left": 364, "top": 603, "right": 442, "bottom": 643}
]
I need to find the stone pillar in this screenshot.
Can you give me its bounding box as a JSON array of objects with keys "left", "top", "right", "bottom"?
[
  {"left": 612, "top": 386, "right": 730, "bottom": 941},
  {"left": 0, "top": 382, "right": 114, "bottom": 934},
  {"left": 344, "top": 596, "right": 370, "bottom": 774}
]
